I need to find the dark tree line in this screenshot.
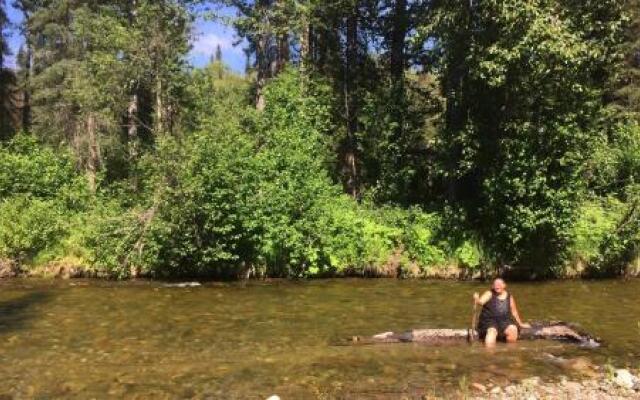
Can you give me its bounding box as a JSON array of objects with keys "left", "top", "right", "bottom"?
[{"left": 0, "top": 0, "right": 638, "bottom": 277}]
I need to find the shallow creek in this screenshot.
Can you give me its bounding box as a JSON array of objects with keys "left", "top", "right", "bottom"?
[{"left": 0, "top": 278, "right": 638, "bottom": 398}]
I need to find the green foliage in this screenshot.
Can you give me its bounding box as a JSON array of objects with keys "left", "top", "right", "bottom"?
[
  {"left": 593, "top": 194, "right": 640, "bottom": 275},
  {"left": 358, "top": 77, "right": 439, "bottom": 205},
  {"left": 590, "top": 122, "right": 640, "bottom": 195},
  {"left": 428, "top": 0, "right": 628, "bottom": 274},
  {"left": 84, "top": 71, "right": 458, "bottom": 278},
  {"left": 0, "top": 136, "right": 92, "bottom": 266},
  {"left": 570, "top": 198, "right": 626, "bottom": 263},
  {"left": 2, "top": 1, "right": 639, "bottom": 279},
  {"left": 0, "top": 196, "right": 64, "bottom": 262},
  {"left": 454, "top": 241, "right": 483, "bottom": 270},
  {"left": 0, "top": 135, "right": 81, "bottom": 199},
  {"left": 86, "top": 71, "right": 336, "bottom": 278},
  {"left": 86, "top": 131, "right": 256, "bottom": 278},
  {"left": 307, "top": 198, "right": 403, "bottom": 275},
  {"left": 249, "top": 70, "right": 338, "bottom": 276}
]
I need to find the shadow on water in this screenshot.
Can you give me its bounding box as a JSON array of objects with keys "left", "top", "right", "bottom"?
[{"left": 0, "top": 291, "right": 53, "bottom": 334}]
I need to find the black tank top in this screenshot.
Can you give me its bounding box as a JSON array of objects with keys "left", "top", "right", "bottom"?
[{"left": 479, "top": 291, "right": 512, "bottom": 322}]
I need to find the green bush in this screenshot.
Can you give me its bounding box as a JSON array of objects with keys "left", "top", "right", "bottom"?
[
  {"left": 307, "top": 197, "right": 402, "bottom": 275},
  {"left": 84, "top": 71, "right": 460, "bottom": 279},
  {"left": 0, "top": 136, "right": 90, "bottom": 267},
  {"left": 294, "top": 197, "right": 455, "bottom": 277},
  {"left": 570, "top": 198, "right": 625, "bottom": 263},
  {"left": 0, "top": 196, "right": 65, "bottom": 262},
  {"left": 0, "top": 135, "right": 81, "bottom": 199},
  {"left": 245, "top": 70, "right": 341, "bottom": 276},
  {"left": 592, "top": 193, "right": 640, "bottom": 276},
  {"left": 86, "top": 132, "right": 258, "bottom": 278}
]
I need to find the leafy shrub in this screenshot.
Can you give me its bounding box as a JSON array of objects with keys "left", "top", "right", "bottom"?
[
  {"left": 400, "top": 208, "right": 447, "bottom": 268},
  {"left": 86, "top": 131, "right": 259, "bottom": 278},
  {"left": 307, "top": 197, "right": 402, "bottom": 275},
  {"left": 454, "top": 240, "right": 483, "bottom": 270},
  {"left": 246, "top": 70, "right": 341, "bottom": 276},
  {"left": 0, "top": 196, "right": 65, "bottom": 262},
  {"left": 0, "top": 135, "right": 81, "bottom": 199},
  {"left": 85, "top": 71, "right": 459, "bottom": 279},
  {"left": 592, "top": 193, "right": 640, "bottom": 276},
  {"left": 570, "top": 198, "right": 625, "bottom": 263},
  {"left": 0, "top": 136, "right": 90, "bottom": 267}
]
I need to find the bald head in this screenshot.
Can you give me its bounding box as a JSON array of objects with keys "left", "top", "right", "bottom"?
[{"left": 492, "top": 278, "right": 506, "bottom": 294}]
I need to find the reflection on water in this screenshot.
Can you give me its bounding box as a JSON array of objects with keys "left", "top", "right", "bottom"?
[{"left": 0, "top": 279, "right": 638, "bottom": 398}]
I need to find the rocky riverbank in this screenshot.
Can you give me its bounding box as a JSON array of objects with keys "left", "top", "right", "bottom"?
[{"left": 469, "top": 368, "right": 640, "bottom": 400}]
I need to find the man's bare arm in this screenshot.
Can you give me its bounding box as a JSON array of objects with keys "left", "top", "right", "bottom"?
[
  {"left": 510, "top": 296, "right": 531, "bottom": 328},
  {"left": 473, "top": 290, "right": 492, "bottom": 306}
]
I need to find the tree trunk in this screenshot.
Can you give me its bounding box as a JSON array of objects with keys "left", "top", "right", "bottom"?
[
  {"left": 276, "top": 33, "right": 289, "bottom": 73},
  {"left": 0, "top": 14, "right": 3, "bottom": 69},
  {"left": 299, "top": 16, "right": 310, "bottom": 74},
  {"left": 255, "top": 35, "right": 268, "bottom": 111},
  {"left": 155, "top": 76, "right": 164, "bottom": 134},
  {"left": 390, "top": 0, "right": 407, "bottom": 86},
  {"left": 22, "top": 42, "right": 32, "bottom": 131},
  {"left": 127, "top": 93, "right": 139, "bottom": 159},
  {"left": 353, "top": 322, "right": 601, "bottom": 348},
  {"left": 86, "top": 113, "right": 100, "bottom": 193},
  {"left": 127, "top": 0, "right": 139, "bottom": 154},
  {"left": 343, "top": 9, "right": 359, "bottom": 197},
  {"left": 255, "top": 0, "right": 271, "bottom": 111}
]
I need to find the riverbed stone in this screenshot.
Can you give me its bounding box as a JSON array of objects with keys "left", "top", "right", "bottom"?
[
  {"left": 471, "top": 372, "right": 640, "bottom": 400},
  {"left": 471, "top": 382, "right": 486, "bottom": 393},
  {"left": 562, "top": 381, "right": 582, "bottom": 392},
  {"left": 521, "top": 376, "right": 541, "bottom": 387},
  {"left": 613, "top": 369, "right": 636, "bottom": 389}
]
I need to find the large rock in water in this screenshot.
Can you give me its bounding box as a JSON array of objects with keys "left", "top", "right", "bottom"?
[{"left": 351, "top": 321, "right": 601, "bottom": 347}]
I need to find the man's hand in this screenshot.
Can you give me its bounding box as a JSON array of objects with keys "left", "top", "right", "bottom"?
[
  {"left": 519, "top": 322, "right": 531, "bottom": 329},
  {"left": 473, "top": 292, "right": 480, "bottom": 304}
]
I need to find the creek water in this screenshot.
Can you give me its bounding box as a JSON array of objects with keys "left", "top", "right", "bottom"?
[{"left": 0, "top": 278, "right": 638, "bottom": 399}]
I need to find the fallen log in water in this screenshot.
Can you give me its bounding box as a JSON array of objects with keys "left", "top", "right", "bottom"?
[{"left": 350, "top": 321, "right": 601, "bottom": 348}]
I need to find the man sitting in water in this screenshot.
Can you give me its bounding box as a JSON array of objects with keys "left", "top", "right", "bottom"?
[{"left": 473, "top": 278, "right": 530, "bottom": 346}]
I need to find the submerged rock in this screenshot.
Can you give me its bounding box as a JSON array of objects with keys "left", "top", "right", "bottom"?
[
  {"left": 471, "top": 382, "right": 487, "bottom": 393},
  {"left": 542, "top": 353, "right": 597, "bottom": 375},
  {"left": 613, "top": 369, "right": 636, "bottom": 389},
  {"left": 163, "top": 282, "right": 202, "bottom": 288}
]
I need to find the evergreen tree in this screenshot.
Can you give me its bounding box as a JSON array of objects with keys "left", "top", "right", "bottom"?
[
  {"left": 0, "top": 0, "right": 8, "bottom": 69},
  {"left": 215, "top": 43, "right": 222, "bottom": 62},
  {"left": 12, "top": 1, "right": 36, "bottom": 132},
  {"left": 15, "top": 44, "right": 30, "bottom": 130},
  {"left": 427, "top": 0, "right": 626, "bottom": 272},
  {"left": 614, "top": 0, "right": 640, "bottom": 118},
  {"left": 17, "top": 0, "right": 193, "bottom": 190}
]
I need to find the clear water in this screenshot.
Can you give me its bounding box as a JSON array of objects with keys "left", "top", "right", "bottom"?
[{"left": 0, "top": 278, "right": 638, "bottom": 398}]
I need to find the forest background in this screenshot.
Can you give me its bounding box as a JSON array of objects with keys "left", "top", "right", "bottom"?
[{"left": 0, "top": 0, "right": 638, "bottom": 280}]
